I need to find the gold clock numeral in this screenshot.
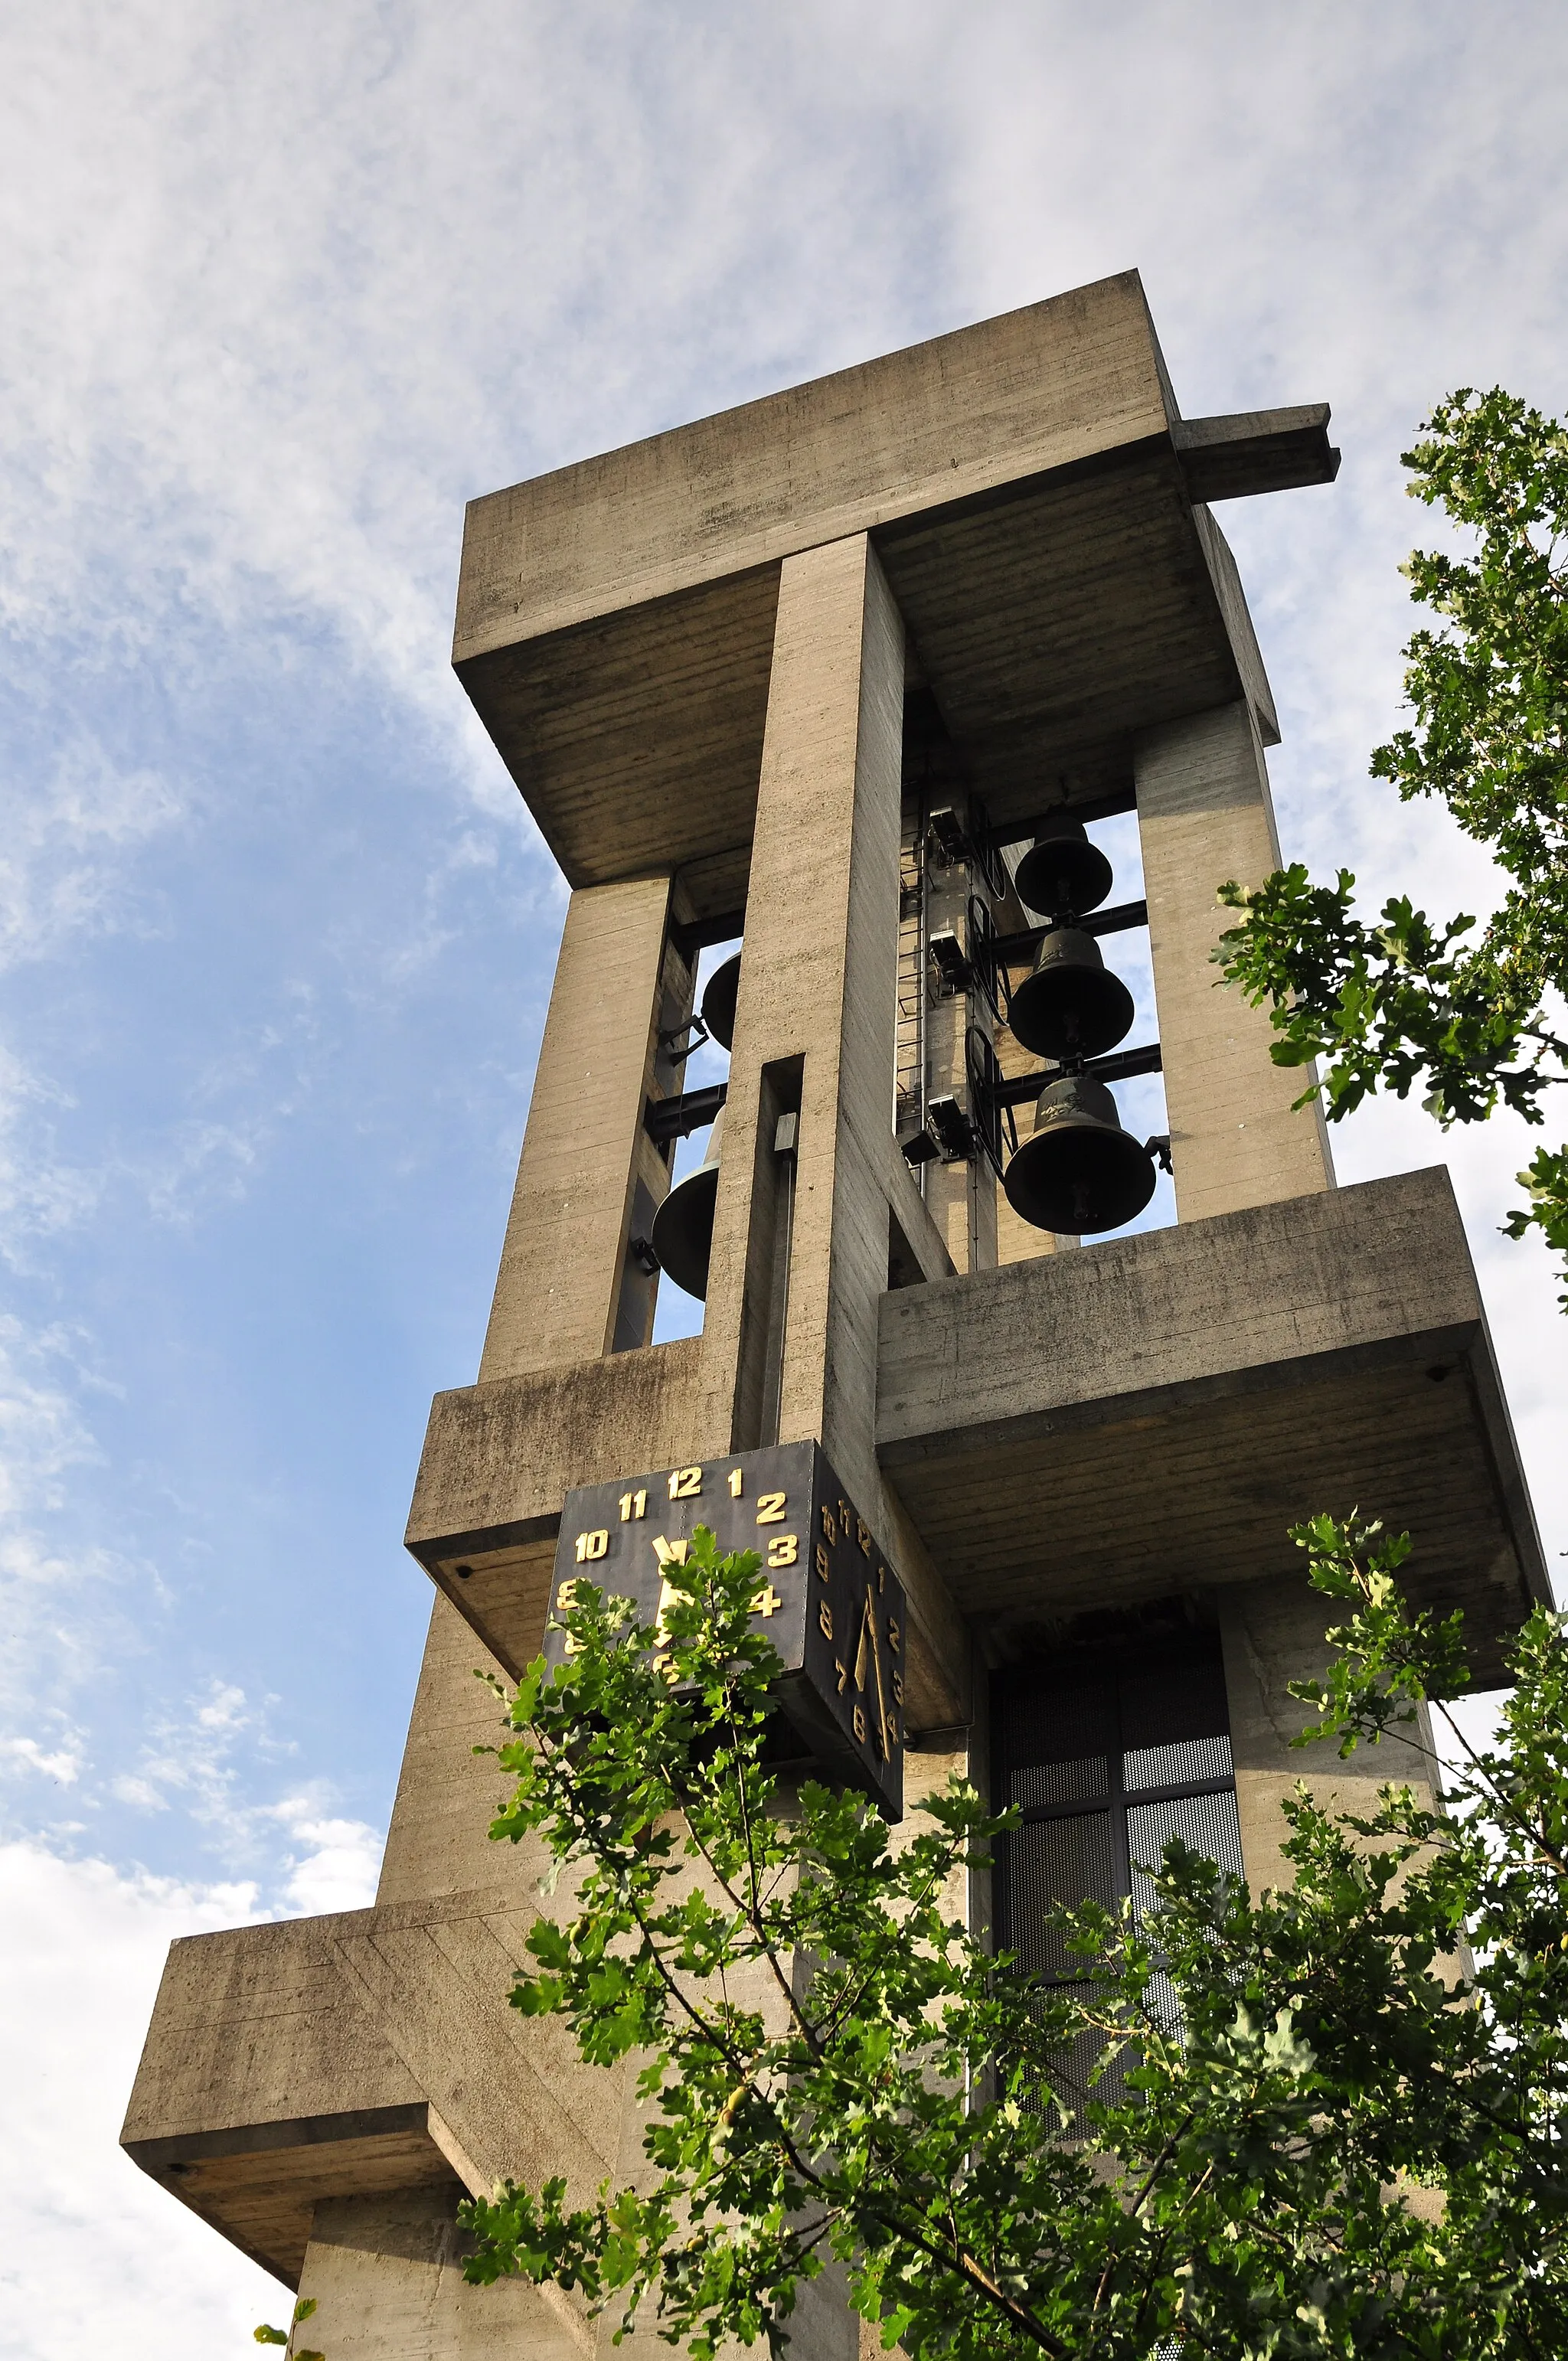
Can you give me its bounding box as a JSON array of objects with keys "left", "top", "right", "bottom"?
[
  {"left": 766, "top": 1533, "right": 798, "bottom": 1570},
  {"left": 555, "top": 1579, "right": 586, "bottom": 1656},
  {"left": 814, "top": 1542, "right": 831, "bottom": 1582},
  {"left": 755, "top": 1491, "right": 786, "bottom": 1524},
  {"left": 887, "top": 1617, "right": 901, "bottom": 1654},
  {"left": 834, "top": 1657, "right": 848, "bottom": 1693},
  {"left": 818, "top": 1601, "right": 833, "bottom": 1641},
  {"left": 853, "top": 1703, "right": 867, "bottom": 1742},
  {"left": 751, "top": 1583, "right": 783, "bottom": 1618},
  {"left": 892, "top": 1671, "right": 904, "bottom": 1707},
  {"left": 668, "top": 1466, "right": 702, "bottom": 1500},
  {"left": 728, "top": 1467, "right": 744, "bottom": 1498},
  {"left": 619, "top": 1489, "right": 647, "bottom": 1522},
  {"left": 857, "top": 1518, "right": 871, "bottom": 1557},
  {"left": 574, "top": 1528, "right": 609, "bottom": 1563},
  {"left": 819, "top": 1505, "right": 836, "bottom": 1543}
]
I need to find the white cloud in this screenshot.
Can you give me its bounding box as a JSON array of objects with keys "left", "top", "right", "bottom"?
[
  {"left": 0, "top": 1841, "right": 279, "bottom": 2360},
  {"left": 0, "top": 1736, "right": 82, "bottom": 1785},
  {"left": 268, "top": 1798, "right": 384, "bottom": 1916}
]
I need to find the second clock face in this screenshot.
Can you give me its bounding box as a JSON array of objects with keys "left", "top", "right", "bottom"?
[{"left": 550, "top": 1438, "right": 906, "bottom": 1818}]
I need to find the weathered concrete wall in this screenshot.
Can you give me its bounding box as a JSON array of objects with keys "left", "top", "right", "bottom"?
[
  {"left": 377, "top": 1595, "right": 521, "bottom": 1907},
  {"left": 1220, "top": 1576, "right": 1441, "bottom": 1896},
  {"left": 480, "top": 876, "right": 672, "bottom": 1382},
  {"left": 296, "top": 2190, "right": 589, "bottom": 2361},
  {"left": 1135, "top": 700, "right": 1334, "bottom": 1220}
]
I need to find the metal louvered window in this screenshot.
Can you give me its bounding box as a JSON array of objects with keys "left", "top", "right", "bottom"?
[{"left": 991, "top": 1635, "right": 1243, "bottom": 2110}]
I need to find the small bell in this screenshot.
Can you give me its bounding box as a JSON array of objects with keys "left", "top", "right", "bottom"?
[
  {"left": 701, "top": 952, "right": 741, "bottom": 1053},
  {"left": 1014, "top": 812, "right": 1112, "bottom": 919},
  {"left": 1003, "top": 1074, "right": 1157, "bottom": 1236},
  {"left": 649, "top": 1110, "right": 724, "bottom": 1300},
  {"left": 1007, "top": 926, "right": 1135, "bottom": 1061}
]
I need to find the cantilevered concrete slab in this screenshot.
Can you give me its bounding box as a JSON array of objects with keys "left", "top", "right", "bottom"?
[
  {"left": 456, "top": 271, "right": 1334, "bottom": 893},
  {"left": 876, "top": 1167, "right": 1545, "bottom": 1683}
]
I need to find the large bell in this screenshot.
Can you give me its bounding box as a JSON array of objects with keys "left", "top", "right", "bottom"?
[
  {"left": 649, "top": 1110, "right": 724, "bottom": 1300},
  {"left": 1007, "top": 926, "right": 1135, "bottom": 1061},
  {"left": 1003, "top": 1074, "right": 1156, "bottom": 1236},
  {"left": 701, "top": 952, "right": 741, "bottom": 1053},
  {"left": 1014, "top": 812, "right": 1113, "bottom": 919}
]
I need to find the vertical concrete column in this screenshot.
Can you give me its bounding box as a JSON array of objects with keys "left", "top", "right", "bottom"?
[
  {"left": 694, "top": 533, "right": 903, "bottom": 1488},
  {"left": 694, "top": 534, "right": 969, "bottom": 1729},
  {"left": 479, "top": 876, "right": 673, "bottom": 1382},
  {"left": 1135, "top": 702, "right": 1334, "bottom": 1222},
  {"left": 1219, "top": 1579, "right": 1439, "bottom": 1896}
]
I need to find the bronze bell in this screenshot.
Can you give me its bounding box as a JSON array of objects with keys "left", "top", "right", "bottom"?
[
  {"left": 1003, "top": 1074, "right": 1156, "bottom": 1236},
  {"left": 1014, "top": 812, "right": 1112, "bottom": 919},
  {"left": 1007, "top": 926, "right": 1135, "bottom": 1062},
  {"left": 649, "top": 1109, "right": 724, "bottom": 1300},
  {"left": 701, "top": 951, "right": 740, "bottom": 1053}
]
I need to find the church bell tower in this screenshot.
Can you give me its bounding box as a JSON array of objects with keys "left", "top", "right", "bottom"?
[{"left": 121, "top": 272, "right": 1548, "bottom": 2357}]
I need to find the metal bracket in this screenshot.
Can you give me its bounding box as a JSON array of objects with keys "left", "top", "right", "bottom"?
[
  {"left": 990, "top": 899, "right": 1150, "bottom": 965},
  {"left": 657, "top": 1014, "right": 710, "bottom": 1066},
  {"left": 645, "top": 1082, "right": 728, "bottom": 1144}
]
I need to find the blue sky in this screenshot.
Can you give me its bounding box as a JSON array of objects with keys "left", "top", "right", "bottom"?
[{"left": 2, "top": 3, "right": 1566, "bottom": 2350}]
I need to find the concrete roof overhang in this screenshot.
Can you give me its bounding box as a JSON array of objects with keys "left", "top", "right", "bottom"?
[
  {"left": 453, "top": 271, "right": 1336, "bottom": 906},
  {"left": 876, "top": 1168, "right": 1548, "bottom": 1688}
]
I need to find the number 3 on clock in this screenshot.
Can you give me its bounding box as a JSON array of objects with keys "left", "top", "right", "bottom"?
[{"left": 766, "top": 1533, "right": 798, "bottom": 1570}]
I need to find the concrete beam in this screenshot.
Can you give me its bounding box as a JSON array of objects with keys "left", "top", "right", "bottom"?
[{"left": 1174, "top": 406, "right": 1341, "bottom": 504}]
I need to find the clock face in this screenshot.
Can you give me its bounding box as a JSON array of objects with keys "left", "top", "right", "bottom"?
[{"left": 550, "top": 1438, "right": 905, "bottom": 1819}]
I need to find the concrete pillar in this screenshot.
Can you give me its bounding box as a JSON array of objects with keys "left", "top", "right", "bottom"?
[
  {"left": 693, "top": 532, "right": 903, "bottom": 1488},
  {"left": 295, "top": 2189, "right": 590, "bottom": 2361},
  {"left": 479, "top": 877, "right": 675, "bottom": 1382},
  {"left": 1135, "top": 703, "right": 1334, "bottom": 1222},
  {"left": 694, "top": 533, "right": 969, "bottom": 1729},
  {"left": 1219, "top": 1578, "right": 1439, "bottom": 1897}
]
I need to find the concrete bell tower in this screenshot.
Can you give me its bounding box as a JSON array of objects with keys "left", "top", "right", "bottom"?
[{"left": 122, "top": 273, "right": 1548, "bottom": 2357}]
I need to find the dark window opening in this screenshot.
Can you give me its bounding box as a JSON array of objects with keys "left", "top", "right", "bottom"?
[{"left": 991, "top": 1631, "right": 1243, "bottom": 2114}]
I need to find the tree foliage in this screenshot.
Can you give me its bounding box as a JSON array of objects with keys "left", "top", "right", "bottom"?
[
  {"left": 1216, "top": 387, "right": 1568, "bottom": 1296},
  {"left": 457, "top": 1527, "right": 1568, "bottom": 2360}
]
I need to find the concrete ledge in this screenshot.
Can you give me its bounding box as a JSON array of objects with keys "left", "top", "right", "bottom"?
[
  {"left": 407, "top": 1335, "right": 702, "bottom": 1555},
  {"left": 877, "top": 1168, "right": 1547, "bottom": 1680},
  {"left": 122, "top": 1883, "right": 629, "bottom": 2288}
]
